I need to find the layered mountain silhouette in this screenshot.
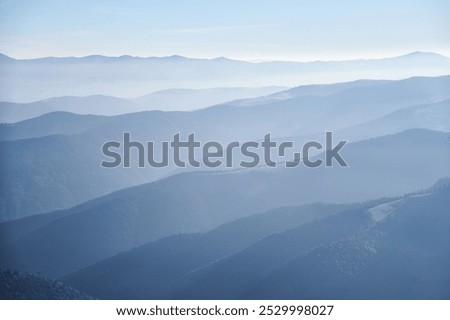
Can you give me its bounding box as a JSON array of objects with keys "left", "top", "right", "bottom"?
[
  {"left": 1, "top": 52, "right": 449, "bottom": 102},
  {"left": 60, "top": 203, "right": 346, "bottom": 299},
  {"left": 61, "top": 180, "right": 450, "bottom": 299},
  {"left": 0, "top": 87, "right": 285, "bottom": 123},
  {"left": 1, "top": 129, "right": 449, "bottom": 277},
  {"left": 1, "top": 76, "right": 450, "bottom": 222},
  {"left": 0, "top": 60, "right": 449, "bottom": 300}
]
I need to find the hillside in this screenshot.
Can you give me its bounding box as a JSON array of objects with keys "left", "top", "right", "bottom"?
[{"left": 0, "top": 270, "right": 92, "bottom": 300}]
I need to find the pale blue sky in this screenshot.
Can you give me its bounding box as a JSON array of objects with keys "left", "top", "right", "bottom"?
[{"left": 0, "top": 0, "right": 449, "bottom": 61}]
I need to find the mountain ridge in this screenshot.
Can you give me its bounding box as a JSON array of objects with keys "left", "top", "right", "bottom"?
[{"left": 1, "top": 51, "right": 448, "bottom": 64}]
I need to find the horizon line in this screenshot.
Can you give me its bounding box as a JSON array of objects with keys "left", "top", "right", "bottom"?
[{"left": 1, "top": 51, "right": 448, "bottom": 64}]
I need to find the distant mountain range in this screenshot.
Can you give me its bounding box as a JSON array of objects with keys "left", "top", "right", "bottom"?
[{"left": 1, "top": 51, "right": 449, "bottom": 103}]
